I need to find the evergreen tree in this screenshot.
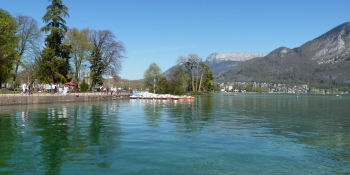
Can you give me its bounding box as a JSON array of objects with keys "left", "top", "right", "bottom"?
[
  {"left": 202, "top": 64, "right": 214, "bottom": 92},
  {"left": 39, "top": 0, "right": 71, "bottom": 84},
  {"left": 89, "top": 44, "right": 104, "bottom": 91},
  {"left": 80, "top": 80, "right": 89, "bottom": 92}
]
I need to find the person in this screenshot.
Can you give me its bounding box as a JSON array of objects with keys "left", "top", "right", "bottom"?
[
  {"left": 22, "top": 83, "right": 26, "bottom": 95},
  {"left": 27, "top": 85, "right": 31, "bottom": 95}
]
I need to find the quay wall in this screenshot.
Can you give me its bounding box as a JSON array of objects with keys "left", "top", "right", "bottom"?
[{"left": 0, "top": 93, "right": 130, "bottom": 106}]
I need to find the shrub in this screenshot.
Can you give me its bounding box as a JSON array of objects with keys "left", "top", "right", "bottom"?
[{"left": 80, "top": 81, "right": 89, "bottom": 92}]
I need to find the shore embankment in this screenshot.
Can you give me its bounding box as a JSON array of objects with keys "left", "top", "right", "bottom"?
[{"left": 0, "top": 92, "right": 131, "bottom": 106}]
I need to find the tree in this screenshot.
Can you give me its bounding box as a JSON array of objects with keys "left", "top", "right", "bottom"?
[
  {"left": 13, "top": 15, "right": 41, "bottom": 87},
  {"left": 157, "top": 76, "right": 168, "bottom": 94},
  {"left": 177, "top": 53, "right": 202, "bottom": 92},
  {"left": 199, "top": 63, "right": 214, "bottom": 92},
  {"left": 21, "top": 45, "right": 44, "bottom": 88},
  {"left": 89, "top": 30, "right": 126, "bottom": 79},
  {"left": 89, "top": 44, "right": 104, "bottom": 90},
  {"left": 64, "top": 28, "right": 92, "bottom": 83},
  {"left": 143, "top": 63, "right": 163, "bottom": 93},
  {"left": 167, "top": 66, "right": 189, "bottom": 94},
  {"left": 80, "top": 80, "right": 89, "bottom": 92},
  {"left": 0, "top": 8, "right": 18, "bottom": 88},
  {"left": 245, "top": 84, "right": 253, "bottom": 92},
  {"left": 39, "top": 0, "right": 71, "bottom": 84}
]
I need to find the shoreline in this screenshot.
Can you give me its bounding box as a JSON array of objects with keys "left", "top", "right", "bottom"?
[{"left": 0, "top": 92, "right": 131, "bottom": 106}]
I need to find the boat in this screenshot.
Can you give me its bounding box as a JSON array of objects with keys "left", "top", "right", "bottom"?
[
  {"left": 130, "top": 92, "right": 194, "bottom": 100},
  {"left": 130, "top": 92, "right": 140, "bottom": 99},
  {"left": 223, "top": 92, "right": 237, "bottom": 96},
  {"left": 178, "top": 95, "right": 195, "bottom": 100}
]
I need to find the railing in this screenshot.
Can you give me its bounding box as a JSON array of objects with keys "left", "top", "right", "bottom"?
[
  {"left": 1, "top": 89, "right": 132, "bottom": 96},
  {"left": 0, "top": 89, "right": 132, "bottom": 106}
]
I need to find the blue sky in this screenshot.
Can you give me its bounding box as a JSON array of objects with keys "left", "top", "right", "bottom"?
[{"left": 2, "top": 0, "right": 350, "bottom": 80}]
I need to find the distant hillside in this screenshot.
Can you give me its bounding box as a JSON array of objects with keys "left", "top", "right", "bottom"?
[
  {"left": 221, "top": 22, "right": 350, "bottom": 90},
  {"left": 162, "top": 52, "right": 266, "bottom": 77},
  {"left": 205, "top": 52, "right": 266, "bottom": 75}
]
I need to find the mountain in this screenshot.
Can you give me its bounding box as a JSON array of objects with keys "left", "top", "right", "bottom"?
[
  {"left": 204, "top": 52, "right": 266, "bottom": 75},
  {"left": 163, "top": 52, "right": 265, "bottom": 77},
  {"left": 221, "top": 22, "right": 350, "bottom": 90}
]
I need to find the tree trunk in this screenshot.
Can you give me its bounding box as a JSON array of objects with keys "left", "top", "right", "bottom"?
[
  {"left": 191, "top": 69, "right": 195, "bottom": 92},
  {"left": 50, "top": 66, "right": 54, "bottom": 84},
  {"left": 75, "top": 70, "right": 79, "bottom": 83},
  {"left": 198, "top": 72, "right": 204, "bottom": 92}
]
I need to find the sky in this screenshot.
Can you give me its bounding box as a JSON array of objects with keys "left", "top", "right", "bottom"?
[{"left": 2, "top": 0, "right": 350, "bottom": 80}]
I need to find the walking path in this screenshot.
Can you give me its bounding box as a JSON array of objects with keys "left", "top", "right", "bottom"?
[{"left": 0, "top": 91, "right": 131, "bottom": 106}]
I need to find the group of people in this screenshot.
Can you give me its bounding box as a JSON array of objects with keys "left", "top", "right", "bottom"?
[
  {"left": 21, "top": 83, "right": 32, "bottom": 95},
  {"left": 100, "top": 86, "right": 120, "bottom": 95}
]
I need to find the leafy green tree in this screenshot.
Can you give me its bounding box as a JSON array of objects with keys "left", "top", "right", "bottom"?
[
  {"left": 143, "top": 63, "right": 163, "bottom": 93},
  {"left": 39, "top": 0, "right": 71, "bottom": 84},
  {"left": 64, "top": 28, "right": 92, "bottom": 83},
  {"left": 0, "top": 8, "right": 18, "bottom": 88},
  {"left": 167, "top": 66, "right": 190, "bottom": 94},
  {"left": 245, "top": 84, "right": 252, "bottom": 92},
  {"left": 157, "top": 76, "right": 168, "bottom": 94}
]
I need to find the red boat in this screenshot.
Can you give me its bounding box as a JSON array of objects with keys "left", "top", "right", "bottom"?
[{"left": 178, "top": 95, "right": 195, "bottom": 100}]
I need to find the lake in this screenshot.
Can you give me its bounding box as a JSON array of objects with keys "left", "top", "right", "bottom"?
[{"left": 0, "top": 93, "right": 349, "bottom": 174}]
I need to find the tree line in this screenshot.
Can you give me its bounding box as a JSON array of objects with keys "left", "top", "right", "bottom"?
[
  {"left": 0, "top": 0, "right": 126, "bottom": 91},
  {"left": 143, "top": 53, "right": 214, "bottom": 95}
]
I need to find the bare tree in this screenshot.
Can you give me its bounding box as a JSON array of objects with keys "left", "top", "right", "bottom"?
[
  {"left": 21, "top": 46, "right": 42, "bottom": 88},
  {"left": 89, "top": 30, "right": 126, "bottom": 78},
  {"left": 88, "top": 30, "right": 126, "bottom": 90},
  {"left": 14, "top": 15, "right": 41, "bottom": 86},
  {"left": 177, "top": 53, "right": 202, "bottom": 92}
]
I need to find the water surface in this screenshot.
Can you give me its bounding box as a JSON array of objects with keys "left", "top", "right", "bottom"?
[{"left": 0, "top": 93, "right": 349, "bottom": 174}]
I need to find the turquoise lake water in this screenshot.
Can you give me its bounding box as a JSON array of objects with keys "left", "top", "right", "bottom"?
[{"left": 0, "top": 93, "right": 350, "bottom": 174}]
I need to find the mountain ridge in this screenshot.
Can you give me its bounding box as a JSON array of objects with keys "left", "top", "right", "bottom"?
[
  {"left": 221, "top": 22, "right": 350, "bottom": 90},
  {"left": 204, "top": 52, "right": 266, "bottom": 75}
]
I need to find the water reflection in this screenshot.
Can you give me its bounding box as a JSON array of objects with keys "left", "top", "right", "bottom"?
[
  {"left": 0, "top": 102, "right": 123, "bottom": 174},
  {"left": 37, "top": 107, "right": 69, "bottom": 175},
  {"left": 141, "top": 96, "right": 213, "bottom": 131},
  {"left": 143, "top": 100, "right": 165, "bottom": 127}
]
